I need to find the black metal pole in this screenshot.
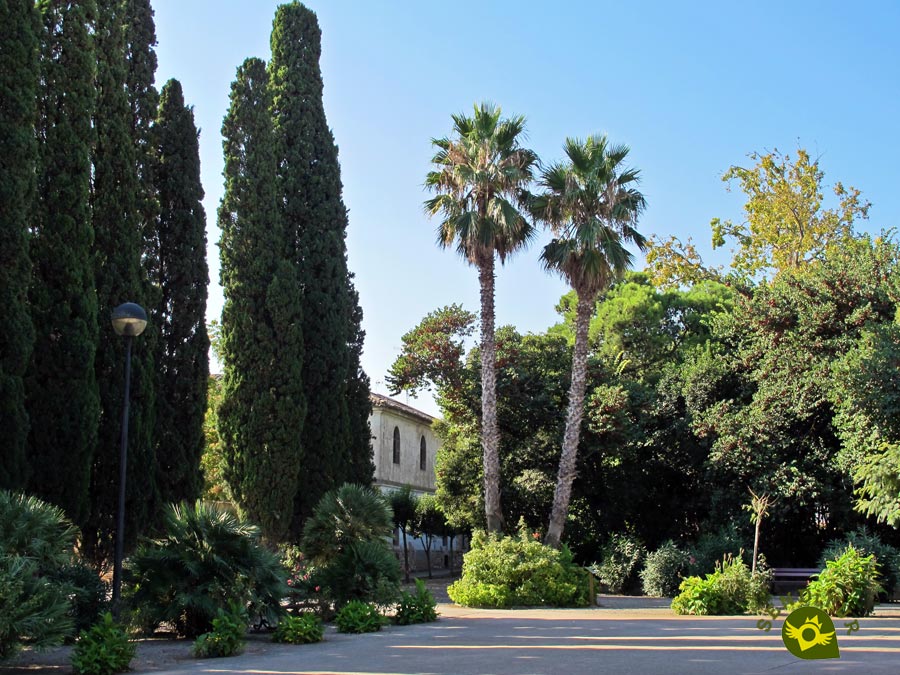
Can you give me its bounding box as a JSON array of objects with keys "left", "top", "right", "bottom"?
[{"left": 112, "top": 334, "right": 132, "bottom": 618}]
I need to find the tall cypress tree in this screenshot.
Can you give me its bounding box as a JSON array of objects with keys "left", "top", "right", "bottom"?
[
  {"left": 26, "top": 0, "right": 100, "bottom": 524},
  {"left": 153, "top": 79, "right": 209, "bottom": 506},
  {"left": 345, "top": 278, "right": 374, "bottom": 486},
  {"left": 218, "top": 58, "right": 305, "bottom": 542},
  {"left": 0, "top": 0, "right": 39, "bottom": 490},
  {"left": 123, "top": 0, "right": 159, "bottom": 244},
  {"left": 269, "top": 2, "right": 365, "bottom": 525},
  {"left": 84, "top": 0, "right": 157, "bottom": 564}
]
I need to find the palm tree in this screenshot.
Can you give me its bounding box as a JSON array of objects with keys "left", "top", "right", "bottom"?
[
  {"left": 533, "top": 135, "right": 646, "bottom": 548},
  {"left": 425, "top": 102, "right": 537, "bottom": 533}
]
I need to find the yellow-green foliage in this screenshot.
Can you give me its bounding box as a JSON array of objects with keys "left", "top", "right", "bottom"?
[
  {"left": 671, "top": 555, "right": 770, "bottom": 616},
  {"left": 791, "top": 546, "right": 881, "bottom": 618},
  {"left": 447, "top": 529, "right": 590, "bottom": 608}
]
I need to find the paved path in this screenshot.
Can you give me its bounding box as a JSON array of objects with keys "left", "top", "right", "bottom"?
[{"left": 150, "top": 604, "right": 900, "bottom": 675}]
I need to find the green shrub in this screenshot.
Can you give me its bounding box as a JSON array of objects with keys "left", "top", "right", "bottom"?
[
  {"left": 395, "top": 579, "right": 438, "bottom": 625},
  {"left": 590, "top": 533, "right": 646, "bottom": 594},
  {"left": 272, "top": 613, "right": 324, "bottom": 644},
  {"left": 671, "top": 555, "right": 771, "bottom": 616},
  {"left": 193, "top": 605, "right": 246, "bottom": 658},
  {"left": 0, "top": 491, "right": 78, "bottom": 660},
  {"left": 128, "top": 501, "right": 286, "bottom": 637},
  {"left": 0, "top": 556, "right": 73, "bottom": 661},
  {"left": 447, "top": 530, "right": 589, "bottom": 608},
  {"left": 334, "top": 601, "right": 384, "bottom": 634},
  {"left": 820, "top": 527, "right": 900, "bottom": 599},
  {"left": 318, "top": 540, "right": 401, "bottom": 610},
  {"left": 71, "top": 613, "right": 135, "bottom": 675},
  {"left": 794, "top": 545, "right": 881, "bottom": 617},
  {"left": 641, "top": 541, "right": 690, "bottom": 597},
  {"left": 688, "top": 523, "right": 744, "bottom": 576},
  {"left": 280, "top": 545, "right": 322, "bottom": 608},
  {"left": 50, "top": 562, "right": 110, "bottom": 636}
]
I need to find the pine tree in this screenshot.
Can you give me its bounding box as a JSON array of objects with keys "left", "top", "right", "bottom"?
[
  {"left": 218, "top": 58, "right": 305, "bottom": 542},
  {"left": 269, "top": 2, "right": 357, "bottom": 525},
  {"left": 26, "top": 0, "right": 100, "bottom": 524},
  {"left": 84, "top": 0, "right": 157, "bottom": 564},
  {"left": 0, "top": 0, "right": 39, "bottom": 490},
  {"left": 154, "top": 79, "right": 209, "bottom": 506}
]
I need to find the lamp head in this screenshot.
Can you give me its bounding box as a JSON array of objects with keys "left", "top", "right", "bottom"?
[{"left": 111, "top": 302, "right": 148, "bottom": 337}]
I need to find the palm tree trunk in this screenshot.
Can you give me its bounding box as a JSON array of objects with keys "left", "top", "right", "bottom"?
[
  {"left": 545, "top": 291, "right": 594, "bottom": 548},
  {"left": 478, "top": 253, "right": 503, "bottom": 533}
]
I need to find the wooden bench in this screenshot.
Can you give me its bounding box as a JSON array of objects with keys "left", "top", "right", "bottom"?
[{"left": 771, "top": 568, "right": 819, "bottom": 593}]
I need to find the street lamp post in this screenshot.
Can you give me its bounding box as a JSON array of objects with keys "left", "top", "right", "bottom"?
[{"left": 110, "top": 302, "right": 147, "bottom": 617}]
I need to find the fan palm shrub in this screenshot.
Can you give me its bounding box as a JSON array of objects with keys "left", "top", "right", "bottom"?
[
  {"left": 0, "top": 491, "right": 78, "bottom": 659},
  {"left": 301, "top": 484, "right": 400, "bottom": 609},
  {"left": 301, "top": 484, "right": 393, "bottom": 562},
  {"left": 127, "top": 501, "right": 286, "bottom": 637}
]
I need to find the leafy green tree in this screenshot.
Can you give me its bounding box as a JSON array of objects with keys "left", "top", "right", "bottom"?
[
  {"left": 645, "top": 148, "right": 871, "bottom": 286},
  {"left": 388, "top": 486, "right": 419, "bottom": 581},
  {"left": 85, "top": 0, "right": 157, "bottom": 564},
  {"left": 153, "top": 78, "right": 209, "bottom": 506},
  {"left": 532, "top": 135, "right": 646, "bottom": 548},
  {"left": 551, "top": 273, "right": 735, "bottom": 379},
  {"left": 413, "top": 494, "right": 446, "bottom": 578},
  {"left": 684, "top": 236, "right": 898, "bottom": 562},
  {"left": 0, "top": 0, "right": 39, "bottom": 489},
  {"left": 200, "top": 374, "right": 227, "bottom": 502},
  {"left": 424, "top": 102, "right": 537, "bottom": 532},
  {"left": 26, "top": 0, "right": 99, "bottom": 524},
  {"left": 269, "top": 2, "right": 356, "bottom": 527},
  {"left": 218, "top": 57, "right": 305, "bottom": 541},
  {"left": 713, "top": 148, "right": 870, "bottom": 278}
]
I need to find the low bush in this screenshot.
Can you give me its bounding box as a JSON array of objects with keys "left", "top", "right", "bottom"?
[
  {"left": 193, "top": 605, "right": 246, "bottom": 658},
  {"left": 671, "top": 555, "right": 771, "bottom": 616},
  {"left": 71, "top": 613, "right": 135, "bottom": 675},
  {"left": 128, "top": 501, "right": 286, "bottom": 637},
  {"left": 395, "top": 579, "right": 438, "bottom": 625},
  {"left": 590, "top": 533, "right": 646, "bottom": 594},
  {"left": 334, "top": 601, "right": 384, "bottom": 634},
  {"left": 641, "top": 541, "right": 690, "bottom": 597},
  {"left": 793, "top": 545, "right": 881, "bottom": 617},
  {"left": 819, "top": 527, "right": 900, "bottom": 600},
  {"left": 447, "top": 529, "right": 590, "bottom": 608},
  {"left": 272, "top": 613, "right": 324, "bottom": 644}
]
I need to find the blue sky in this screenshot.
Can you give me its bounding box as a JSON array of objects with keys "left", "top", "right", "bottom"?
[{"left": 153, "top": 1, "right": 900, "bottom": 415}]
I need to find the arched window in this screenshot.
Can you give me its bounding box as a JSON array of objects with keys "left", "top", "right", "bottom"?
[
  {"left": 392, "top": 427, "right": 401, "bottom": 464},
  {"left": 419, "top": 436, "right": 427, "bottom": 470}
]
